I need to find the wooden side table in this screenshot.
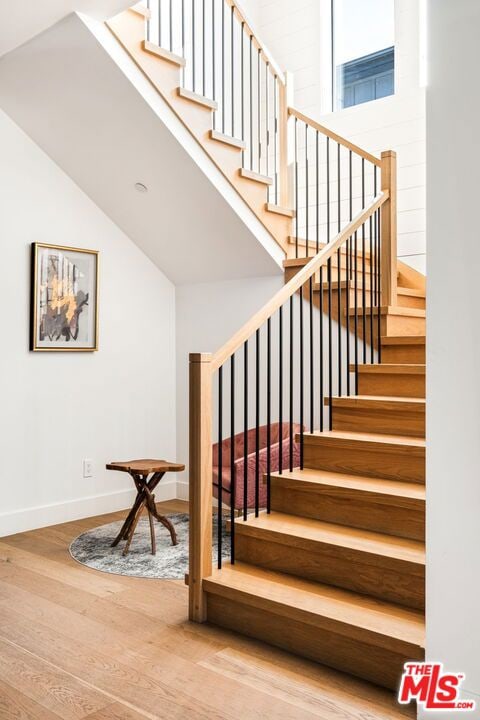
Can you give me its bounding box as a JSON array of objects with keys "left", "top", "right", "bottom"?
[{"left": 106, "top": 459, "right": 185, "bottom": 556}]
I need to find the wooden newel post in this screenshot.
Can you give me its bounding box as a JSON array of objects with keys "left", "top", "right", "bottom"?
[
  {"left": 188, "top": 352, "right": 213, "bottom": 623},
  {"left": 380, "top": 150, "right": 397, "bottom": 307}
]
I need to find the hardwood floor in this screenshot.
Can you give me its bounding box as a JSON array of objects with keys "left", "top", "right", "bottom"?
[{"left": 0, "top": 501, "right": 412, "bottom": 719}]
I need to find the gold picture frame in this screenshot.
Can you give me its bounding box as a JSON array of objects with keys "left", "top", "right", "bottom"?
[{"left": 30, "top": 243, "right": 99, "bottom": 352}]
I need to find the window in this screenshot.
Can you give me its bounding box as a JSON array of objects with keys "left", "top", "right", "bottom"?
[{"left": 332, "top": 0, "right": 395, "bottom": 110}]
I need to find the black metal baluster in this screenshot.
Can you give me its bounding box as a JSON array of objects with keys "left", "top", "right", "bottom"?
[
  {"left": 169, "top": 0, "right": 173, "bottom": 51},
  {"left": 309, "top": 277, "right": 314, "bottom": 433},
  {"left": 181, "top": 0, "right": 185, "bottom": 84},
  {"left": 346, "top": 233, "right": 351, "bottom": 396},
  {"left": 349, "top": 150, "right": 353, "bottom": 277},
  {"left": 377, "top": 208, "right": 382, "bottom": 362},
  {"left": 158, "top": 0, "right": 162, "bottom": 48},
  {"left": 217, "top": 366, "right": 223, "bottom": 569},
  {"left": 319, "top": 265, "right": 324, "bottom": 432},
  {"left": 305, "top": 123, "right": 309, "bottom": 257},
  {"left": 294, "top": 117, "right": 299, "bottom": 256},
  {"left": 257, "top": 49, "right": 261, "bottom": 173},
  {"left": 146, "top": 0, "right": 151, "bottom": 41},
  {"left": 255, "top": 328, "right": 260, "bottom": 516},
  {"left": 337, "top": 142, "right": 341, "bottom": 232},
  {"left": 362, "top": 159, "right": 366, "bottom": 363},
  {"left": 354, "top": 229, "right": 359, "bottom": 393},
  {"left": 337, "top": 244, "right": 342, "bottom": 397},
  {"left": 337, "top": 143, "right": 342, "bottom": 397},
  {"left": 230, "top": 354, "right": 235, "bottom": 563},
  {"left": 265, "top": 63, "right": 269, "bottom": 180},
  {"left": 202, "top": 0, "right": 205, "bottom": 95},
  {"left": 192, "top": 0, "right": 196, "bottom": 92},
  {"left": 266, "top": 318, "right": 271, "bottom": 512},
  {"left": 369, "top": 215, "right": 375, "bottom": 365},
  {"left": 274, "top": 77, "right": 278, "bottom": 204},
  {"left": 212, "top": 0, "right": 215, "bottom": 124},
  {"left": 328, "top": 256, "right": 333, "bottom": 430},
  {"left": 241, "top": 23, "right": 245, "bottom": 165},
  {"left": 326, "top": 137, "right": 330, "bottom": 243},
  {"left": 299, "top": 285, "right": 304, "bottom": 469},
  {"left": 249, "top": 35, "right": 253, "bottom": 169},
  {"left": 230, "top": 5, "right": 234, "bottom": 136},
  {"left": 316, "top": 130, "right": 319, "bottom": 253},
  {"left": 243, "top": 340, "right": 248, "bottom": 520},
  {"left": 289, "top": 295, "right": 294, "bottom": 472},
  {"left": 221, "top": 0, "right": 225, "bottom": 133},
  {"left": 278, "top": 305, "right": 283, "bottom": 474}
]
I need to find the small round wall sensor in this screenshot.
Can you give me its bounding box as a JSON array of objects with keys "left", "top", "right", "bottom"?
[{"left": 134, "top": 182, "right": 148, "bottom": 193}]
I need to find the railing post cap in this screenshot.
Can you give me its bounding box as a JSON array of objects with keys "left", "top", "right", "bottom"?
[
  {"left": 381, "top": 150, "right": 397, "bottom": 159},
  {"left": 189, "top": 352, "right": 213, "bottom": 363}
]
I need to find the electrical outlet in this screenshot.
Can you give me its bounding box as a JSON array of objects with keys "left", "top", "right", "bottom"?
[{"left": 83, "top": 459, "right": 94, "bottom": 478}]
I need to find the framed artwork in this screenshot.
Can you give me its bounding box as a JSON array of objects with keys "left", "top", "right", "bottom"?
[{"left": 30, "top": 243, "right": 99, "bottom": 352}]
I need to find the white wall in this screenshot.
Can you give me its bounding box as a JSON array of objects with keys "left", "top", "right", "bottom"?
[
  {"left": 426, "top": 0, "right": 480, "bottom": 708},
  {"left": 246, "top": 0, "right": 426, "bottom": 273},
  {"left": 0, "top": 110, "right": 177, "bottom": 536},
  {"left": 175, "top": 274, "right": 283, "bottom": 496}
]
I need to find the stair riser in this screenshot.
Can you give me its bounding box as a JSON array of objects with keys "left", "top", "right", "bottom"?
[
  {"left": 331, "top": 405, "right": 425, "bottom": 437},
  {"left": 271, "top": 480, "right": 425, "bottom": 540},
  {"left": 316, "top": 288, "right": 424, "bottom": 312},
  {"left": 235, "top": 533, "right": 424, "bottom": 610},
  {"left": 206, "top": 595, "right": 424, "bottom": 691},
  {"left": 382, "top": 345, "right": 426, "bottom": 363},
  {"left": 357, "top": 373, "right": 425, "bottom": 398},
  {"left": 395, "top": 294, "right": 425, "bottom": 310},
  {"left": 303, "top": 441, "right": 425, "bottom": 483},
  {"left": 381, "top": 314, "right": 425, "bottom": 336}
]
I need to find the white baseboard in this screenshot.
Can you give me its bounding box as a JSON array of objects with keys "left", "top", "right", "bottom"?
[
  {"left": 176, "top": 479, "right": 189, "bottom": 501},
  {"left": 0, "top": 480, "right": 177, "bottom": 538}
]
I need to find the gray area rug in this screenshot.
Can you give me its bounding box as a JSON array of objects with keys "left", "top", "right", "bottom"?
[{"left": 69, "top": 512, "right": 230, "bottom": 579}]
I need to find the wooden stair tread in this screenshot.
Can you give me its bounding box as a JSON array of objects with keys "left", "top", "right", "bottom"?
[
  {"left": 346, "top": 305, "right": 425, "bottom": 318},
  {"left": 209, "top": 129, "right": 246, "bottom": 149},
  {"left": 397, "top": 287, "right": 425, "bottom": 298},
  {"left": 176, "top": 86, "right": 218, "bottom": 110},
  {"left": 235, "top": 511, "right": 425, "bottom": 565},
  {"left": 382, "top": 335, "right": 425, "bottom": 345},
  {"left": 353, "top": 364, "right": 425, "bottom": 375},
  {"left": 327, "top": 394, "right": 425, "bottom": 408},
  {"left": 302, "top": 429, "right": 425, "bottom": 450},
  {"left": 287, "top": 237, "right": 372, "bottom": 260},
  {"left": 204, "top": 563, "right": 425, "bottom": 650},
  {"left": 265, "top": 203, "right": 295, "bottom": 217},
  {"left": 239, "top": 168, "right": 273, "bottom": 185},
  {"left": 269, "top": 468, "right": 425, "bottom": 501},
  {"left": 142, "top": 39, "right": 186, "bottom": 66},
  {"left": 313, "top": 280, "right": 423, "bottom": 298}
]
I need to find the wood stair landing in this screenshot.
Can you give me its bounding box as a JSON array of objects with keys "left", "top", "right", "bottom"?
[{"left": 204, "top": 563, "right": 425, "bottom": 691}]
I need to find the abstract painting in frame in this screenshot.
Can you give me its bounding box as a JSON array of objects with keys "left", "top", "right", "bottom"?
[{"left": 30, "top": 243, "right": 99, "bottom": 352}]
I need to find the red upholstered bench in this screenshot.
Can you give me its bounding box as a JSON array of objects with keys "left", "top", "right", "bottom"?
[{"left": 212, "top": 423, "right": 302, "bottom": 510}]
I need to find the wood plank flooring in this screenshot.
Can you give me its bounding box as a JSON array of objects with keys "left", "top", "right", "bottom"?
[{"left": 0, "top": 501, "right": 412, "bottom": 719}]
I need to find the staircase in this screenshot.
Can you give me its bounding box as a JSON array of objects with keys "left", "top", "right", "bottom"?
[{"left": 108, "top": 1, "right": 426, "bottom": 697}]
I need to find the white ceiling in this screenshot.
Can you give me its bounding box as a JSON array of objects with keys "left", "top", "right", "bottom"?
[
  {"left": 0, "top": 12, "right": 281, "bottom": 285},
  {"left": 0, "top": 0, "right": 132, "bottom": 57}
]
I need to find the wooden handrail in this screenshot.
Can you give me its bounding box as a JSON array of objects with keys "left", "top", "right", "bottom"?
[
  {"left": 225, "top": 0, "right": 286, "bottom": 84},
  {"left": 287, "top": 107, "right": 382, "bottom": 168},
  {"left": 211, "top": 191, "right": 389, "bottom": 371}
]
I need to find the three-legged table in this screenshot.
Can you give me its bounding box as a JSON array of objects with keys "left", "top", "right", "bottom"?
[{"left": 106, "top": 459, "right": 185, "bottom": 556}]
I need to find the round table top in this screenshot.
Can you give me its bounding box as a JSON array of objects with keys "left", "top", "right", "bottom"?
[{"left": 106, "top": 459, "right": 185, "bottom": 474}]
